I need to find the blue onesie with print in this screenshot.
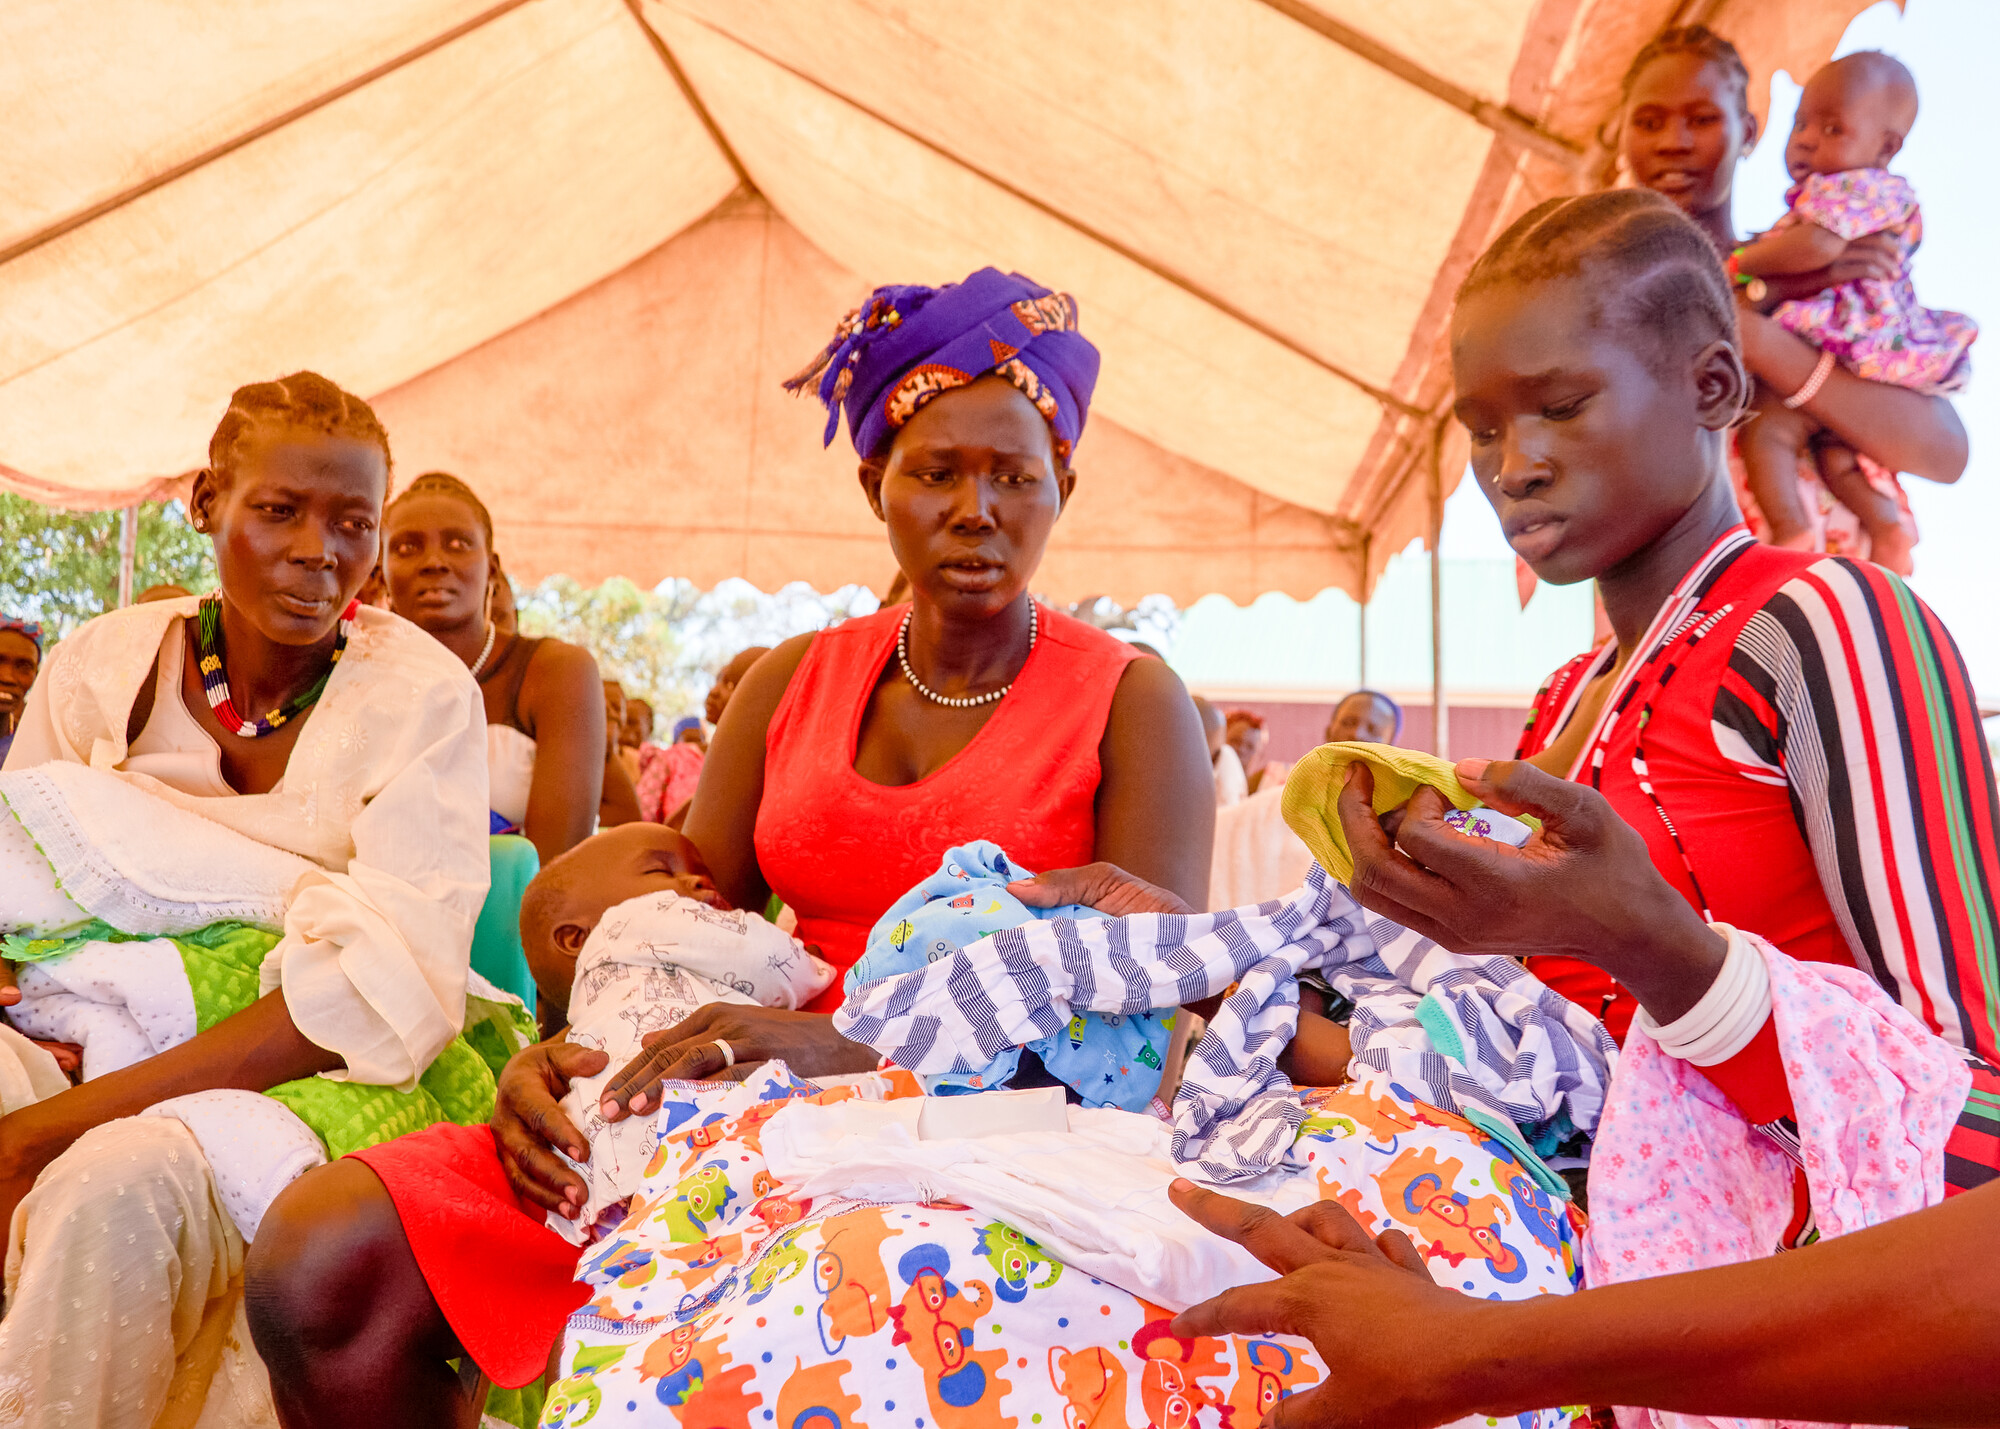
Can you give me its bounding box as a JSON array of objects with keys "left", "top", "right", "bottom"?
[{"left": 849, "top": 841, "right": 1176, "bottom": 1112}]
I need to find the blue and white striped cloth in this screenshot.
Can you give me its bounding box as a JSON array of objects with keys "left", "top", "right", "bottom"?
[{"left": 835, "top": 864, "right": 1618, "bottom": 1182}]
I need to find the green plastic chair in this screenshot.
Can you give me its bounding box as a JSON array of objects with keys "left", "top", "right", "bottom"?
[{"left": 471, "top": 834, "right": 540, "bottom": 1014}]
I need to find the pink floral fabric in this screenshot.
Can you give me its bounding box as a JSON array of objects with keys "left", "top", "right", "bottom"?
[
  {"left": 636, "top": 742, "right": 703, "bottom": 823},
  {"left": 1726, "top": 433, "right": 1913, "bottom": 567},
  {"left": 1584, "top": 931, "right": 1970, "bottom": 1429},
  {"left": 1772, "top": 169, "right": 1976, "bottom": 395}
]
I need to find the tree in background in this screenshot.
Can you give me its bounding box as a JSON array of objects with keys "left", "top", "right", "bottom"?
[
  {"left": 515, "top": 576, "right": 1183, "bottom": 730},
  {"left": 515, "top": 575, "right": 879, "bottom": 726},
  {"left": 0, "top": 496, "right": 215, "bottom": 636}
]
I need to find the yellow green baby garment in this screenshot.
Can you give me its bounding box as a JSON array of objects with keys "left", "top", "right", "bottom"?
[{"left": 1281, "top": 742, "right": 1539, "bottom": 886}]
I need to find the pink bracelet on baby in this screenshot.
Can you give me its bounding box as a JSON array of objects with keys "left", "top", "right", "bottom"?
[{"left": 1782, "top": 349, "right": 1837, "bottom": 410}]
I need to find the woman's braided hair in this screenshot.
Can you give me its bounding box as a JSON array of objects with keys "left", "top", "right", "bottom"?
[
  {"left": 1457, "top": 189, "right": 1738, "bottom": 374},
  {"left": 207, "top": 371, "right": 392, "bottom": 486},
  {"left": 1619, "top": 24, "right": 1752, "bottom": 122},
  {"left": 385, "top": 471, "right": 495, "bottom": 549}
]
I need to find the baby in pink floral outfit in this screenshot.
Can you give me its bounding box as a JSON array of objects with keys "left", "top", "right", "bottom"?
[{"left": 1732, "top": 51, "right": 1975, "bottom": 573}]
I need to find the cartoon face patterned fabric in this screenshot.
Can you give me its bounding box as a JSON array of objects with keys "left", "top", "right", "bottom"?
[
  {"left": 542, "top": 1066, "right": 1581, "bottom": 1429},
  {"left": 851, "top": 842, "right": 1175, "bottom": 1112}
]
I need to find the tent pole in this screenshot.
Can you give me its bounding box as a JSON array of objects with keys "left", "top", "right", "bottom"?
[
  {"left": 1429, "top": 429, "right": 1448, "bottom": 760},
  {"left": 1356, "top": 532, "right": 1370, "bottom": 689},
  {"left": 117, "top": 504, "right": 138, "bottom": 608}
]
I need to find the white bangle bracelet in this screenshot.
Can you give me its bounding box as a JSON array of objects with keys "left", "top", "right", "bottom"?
[
  {"left": 1782, "top": 348, "right": 1837, "bottom": 410},
  {"left": 1634, "top": 922, "right": 1773, "bottom": 1066}
]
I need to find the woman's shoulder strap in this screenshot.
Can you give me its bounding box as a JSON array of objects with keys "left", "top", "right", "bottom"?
[
  {"left": 1032, "top": 606, "right": 1145, "bottom": 667},
  {"left": 494, "top": 634, "right": 552, "bottom": 731}
]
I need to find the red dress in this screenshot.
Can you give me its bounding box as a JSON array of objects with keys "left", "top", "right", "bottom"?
[
  {"left": 756, "top": 602, "right": 1139, "bottom": 1008},
  {"left": 1512, "top": 528, "right": 2000, "bottom": 1202},
  {"left": 352, "top": 602, "right": 1143, "bottom": 1384}
]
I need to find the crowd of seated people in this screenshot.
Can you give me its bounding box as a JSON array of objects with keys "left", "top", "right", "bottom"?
[{"left": 0, "top": 25, "right": 1996, "bottom": 1429}]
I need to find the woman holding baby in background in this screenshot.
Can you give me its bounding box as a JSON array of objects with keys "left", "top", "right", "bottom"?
[{"left": 1615, "top": 25, "right": 1970, "bottom": 571}]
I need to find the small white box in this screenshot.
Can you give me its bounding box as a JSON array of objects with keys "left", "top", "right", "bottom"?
[{"left": 917, "top": 1085, "right": 1070, "bottom": 1140}]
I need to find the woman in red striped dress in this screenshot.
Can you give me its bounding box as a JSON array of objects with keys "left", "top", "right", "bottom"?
[{"left": 1342, "top": 187, "right": 1998, "bottom": 1201}]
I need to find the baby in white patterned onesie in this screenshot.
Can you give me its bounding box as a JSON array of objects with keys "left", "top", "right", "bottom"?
[{"left": 518, "top": 824, "right": 831, "bottom": 1243}]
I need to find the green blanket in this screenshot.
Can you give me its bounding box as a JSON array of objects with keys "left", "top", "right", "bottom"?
[{"left": 14, "top": 920, "right": 535, "bottom": 1159}]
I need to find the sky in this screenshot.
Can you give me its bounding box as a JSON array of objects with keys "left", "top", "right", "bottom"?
[{"left": 1438, "top": 0, "right": 2000, "bottom": 694}]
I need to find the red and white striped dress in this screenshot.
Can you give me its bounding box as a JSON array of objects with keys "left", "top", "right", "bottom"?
[
  {"left": 1513, "top": 527, "right": 2000, "bottom": 1196},
  {"left": 1516, "top": 527, "right": 2000, "bottom": 1066}
]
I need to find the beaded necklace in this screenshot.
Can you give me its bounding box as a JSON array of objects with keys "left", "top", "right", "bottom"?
[
  {"left": 196, "top": 594, "right": 357, "bottom": 738},
  {"left": 896, "top": 603, "right": 1038, "bottom": 708}
]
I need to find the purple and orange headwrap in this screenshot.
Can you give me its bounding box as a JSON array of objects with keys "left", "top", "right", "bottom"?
[
  {"left": 0, "top": 616, "right": 41, "bottom": 652},
  {"left": 784, "top": 267, "right": 1100, "bottom": 463}
]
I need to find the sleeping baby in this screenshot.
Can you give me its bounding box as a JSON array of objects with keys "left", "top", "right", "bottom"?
[{"left": 518, "top": 823, "right": 832, "bottom": 1243}]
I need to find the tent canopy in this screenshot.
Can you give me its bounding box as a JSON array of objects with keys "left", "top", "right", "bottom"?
[{"left": 2, "top": 0, "right": 1873, "bottom": 603}]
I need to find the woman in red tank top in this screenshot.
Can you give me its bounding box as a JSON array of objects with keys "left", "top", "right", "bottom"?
[
  {"left": 655, "top": 268, "right": 1220, "bottom": 1051},
  {"left": 753, "top": 598, "right": 1145, "bottom": 1002},
  {"left": 238, "top": 273, "right": 1225, "bottom": 1425}
]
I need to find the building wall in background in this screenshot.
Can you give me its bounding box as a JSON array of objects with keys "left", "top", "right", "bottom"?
[
  {"left": 1200, "top": 697, "right": 1530, "bottom": 766},
  {"left": 1169, "top": 553, "right": 1591, "bottom": 707}
]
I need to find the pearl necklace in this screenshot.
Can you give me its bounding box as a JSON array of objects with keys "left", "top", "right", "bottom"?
[
  {"left": 467, "top": 620, "right": 498, "bottom": 680},
  {"left": 897, "top": 604, "right": 1037, "bottom": 709}
]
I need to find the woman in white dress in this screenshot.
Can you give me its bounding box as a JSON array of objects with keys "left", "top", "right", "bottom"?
[
  {"left": 0, "top": 372, "right": 491, "bottom": 1426},
  {"left": 382, "top": 473, "right": 605, "bottom": 865}
]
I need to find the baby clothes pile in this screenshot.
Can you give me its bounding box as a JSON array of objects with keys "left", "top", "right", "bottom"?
[
  {"left": 839, "top": 858, "right": 1615, "bottom": 1186},
  {"left": 554, "top": 891, "right": 832, "bottom": 1243},
  {"left": 848, "top": 841, "right": 1178, "bottom": 1111}
]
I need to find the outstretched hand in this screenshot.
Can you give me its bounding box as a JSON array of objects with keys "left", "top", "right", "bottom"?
[
  {"left": 1339, "top": 758, "right": 1724, "bottom": 1024},
  {"left": 1008, "top": 861, "right": 1193, "bottom": 918},
  {"left": 1169, "top": 1179, "right": 1482, "bottom": 1428},
  {"left": 598, "top": 1002, "right": 877, "bottom": 1123}
]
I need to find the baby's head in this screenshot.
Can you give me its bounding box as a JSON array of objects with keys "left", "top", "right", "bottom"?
[
  {"left": 520, "top": 823, "right": 728, "bottom": 1020},
  {"left": 1787, "top": 51, "right": 1917, "bottom": 181}
]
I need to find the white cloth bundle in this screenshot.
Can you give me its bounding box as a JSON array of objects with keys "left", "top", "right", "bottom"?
[
  {"left": 556, "top": 891, "right": 833, "bottom": 1242},
  {"left": 0, "top": 764, "right": 318, "bottom": 1082},
  {"left": 0, "top": 762, "right": 312, "bottom": 935},
  {"left": 762, "top": 1096, "right": 1318, "bottom": 1311},
  {"left": 139, "top": 1090, "right": 327, "bottom": 1242},
  {"left": 7, "top": 936, "right": 198, "bottom": 1081}
]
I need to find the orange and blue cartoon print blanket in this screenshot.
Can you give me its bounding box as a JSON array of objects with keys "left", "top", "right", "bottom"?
[{"left": 541, "top": 1065, "right": 1581, "bottom": 1429}]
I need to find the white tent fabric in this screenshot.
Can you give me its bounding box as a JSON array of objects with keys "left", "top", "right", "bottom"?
[{"left": 1, "top": 0, "right": 1876, "bottom": 602}]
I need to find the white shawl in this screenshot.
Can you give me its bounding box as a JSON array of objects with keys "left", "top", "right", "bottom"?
[{"left": 3, "top": 598, "right": 488, "bottom": 1090}]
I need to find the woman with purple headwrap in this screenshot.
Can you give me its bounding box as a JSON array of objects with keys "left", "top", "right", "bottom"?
[
  {"left": 244, "top": 268, "right": 1238, "bottom": 1422},
  {"left": 0, "top": 616, "right": 41, "bottom": 767}
]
